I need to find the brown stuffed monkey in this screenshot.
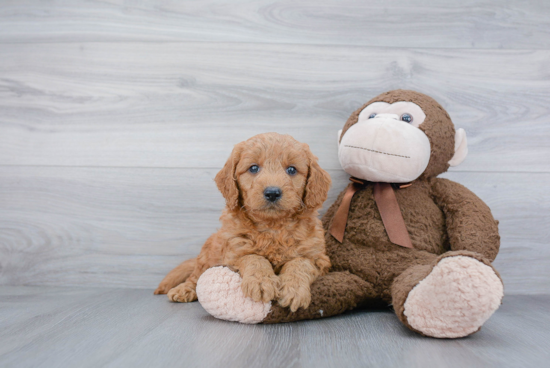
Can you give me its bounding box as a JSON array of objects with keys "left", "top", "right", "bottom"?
[{"left": 193, "top": 90, "right": 505, "bottom": 338}]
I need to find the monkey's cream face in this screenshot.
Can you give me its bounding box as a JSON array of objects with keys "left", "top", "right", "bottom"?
[{"left": 338, "top": 101, "right": 431, "bottom": 183}]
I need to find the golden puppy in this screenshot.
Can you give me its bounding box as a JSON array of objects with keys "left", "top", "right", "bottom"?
[{"left": 154, "top": 132, "right": 332, "bottom": 312}]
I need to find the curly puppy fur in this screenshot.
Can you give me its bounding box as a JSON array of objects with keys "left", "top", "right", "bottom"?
[{"left": 155, "top": 133, "right": 332, "bottom": 312}]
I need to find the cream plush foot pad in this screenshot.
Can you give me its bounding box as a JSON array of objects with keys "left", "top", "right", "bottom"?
[
  {"left": 196, "top": 266, "right": 271, "bottom": 324},
  {"left": 404, "top": 256, "right": 504, "bottom": 338}
]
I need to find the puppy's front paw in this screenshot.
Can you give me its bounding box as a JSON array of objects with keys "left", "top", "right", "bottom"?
[
  {"left": 241, "top": 274, "right": 280, "bottom": 303},
  {"left": 167, "top": 283, "right": 197, "bottom": 303},
  {"left": 278, "top": 278, "right": 311, "bottom": 312}
]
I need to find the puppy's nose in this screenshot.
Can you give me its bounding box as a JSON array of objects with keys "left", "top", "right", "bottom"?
[{"left": 264, "top": 187, "right": 282, "bottom": 202}]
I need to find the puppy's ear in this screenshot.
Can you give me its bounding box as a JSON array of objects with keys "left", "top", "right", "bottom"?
[
  {"left": 303, "top": 144, "right": 331, "bottom": 210},
  {"left": 215, "top": 143, "right": 242, "bottom": 211}
]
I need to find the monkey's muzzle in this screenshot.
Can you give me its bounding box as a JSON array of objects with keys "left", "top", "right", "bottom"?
[{"left": 338, "top": 117, "right": 431, "bottom": 183}]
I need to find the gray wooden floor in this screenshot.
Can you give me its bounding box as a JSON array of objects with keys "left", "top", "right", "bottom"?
[{"left": 0, "top": 287, "right": 548, "bottom": 368}]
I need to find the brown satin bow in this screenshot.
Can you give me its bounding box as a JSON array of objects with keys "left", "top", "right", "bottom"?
[{"left": 329, "top": 178, "right": 413, "bottom": 249}]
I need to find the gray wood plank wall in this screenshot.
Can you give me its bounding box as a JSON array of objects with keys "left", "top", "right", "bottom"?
[{"left": 0, "top": 0, "right": 548, "bottom": 294}]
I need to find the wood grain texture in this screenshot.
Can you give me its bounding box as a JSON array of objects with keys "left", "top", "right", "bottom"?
[
  {"left": 0, "top": 287, "right": 548, "bottom": 368},
  {"left": 0, "top": 0, "right": 549, "bottom": 49},
  {"left": 1, "top": 166, "right": 547, "bottom": 294},
  {"left": 0, "top": 42, "right": 549, "bottom": 172},
  {"left": 0, "top": 0, "right": 547, "bottom": 317}
]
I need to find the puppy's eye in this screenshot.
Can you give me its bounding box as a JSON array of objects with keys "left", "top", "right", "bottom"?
[
  {"left": 369, "top": 113, "right": 377, "bottom": 119},
  {"left": 286, "top": 166, "right": 297, "bottom": 175},
  {"left": 401, "top": 113, "right": 413, "bottom": 123},
  {"left": 249, "top": 165, "right": 260, "bottom": 174}
]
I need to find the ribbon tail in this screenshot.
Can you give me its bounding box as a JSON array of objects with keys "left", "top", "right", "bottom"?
[
  {"left": 373, "top": 182, "right": 414, "bottom": 249},
  {"left": 329, "top": 183, "right": 361, "bottom": 243}
]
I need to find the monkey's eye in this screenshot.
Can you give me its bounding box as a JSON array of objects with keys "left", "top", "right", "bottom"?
[
  {"left": 401, "top": 113, "right": 413, "bottom": 123},
  {"left": 286, "top": 166, "right": 297, "bottom": 175},
  {"left": 249, "top": 165, "right": 260, "bottom": 174},
  {"left": 368, "top": 113, "right": 377, "bottom": 119}
]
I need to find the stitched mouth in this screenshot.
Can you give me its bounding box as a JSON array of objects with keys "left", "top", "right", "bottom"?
[{"left": 344, "top": 145, "right": 410, "bottom": 159}]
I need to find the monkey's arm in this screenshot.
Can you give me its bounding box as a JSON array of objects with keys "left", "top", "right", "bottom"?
[
  {"left": 263, "top": 271, "right": 381, "bottom": 323},
  {"left": 430, "top": 178, "right": 500, "bottom": 261}
]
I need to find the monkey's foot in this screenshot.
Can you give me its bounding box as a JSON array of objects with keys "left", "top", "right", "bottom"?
[
  {"left": 196, "top": 266, "right": 271, "bottom": 324},
  {"left": 403, "top": 256, "right": 503, "bottom": 338}
]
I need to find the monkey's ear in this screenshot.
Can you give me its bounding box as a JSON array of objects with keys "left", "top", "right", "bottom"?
[
  {"left": 215, "top": 144, "right": 242, "bottom": 210},
  {"left": 448, "top": 128, "right": 468, "bottom": 167},
  {"left": 337, "top": 129, "right": 342, "bottom": 145}
]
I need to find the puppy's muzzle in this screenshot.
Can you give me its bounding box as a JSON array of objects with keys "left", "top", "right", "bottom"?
[{"left": 263, "top": 187, "right": 282, "bottom": 202}]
